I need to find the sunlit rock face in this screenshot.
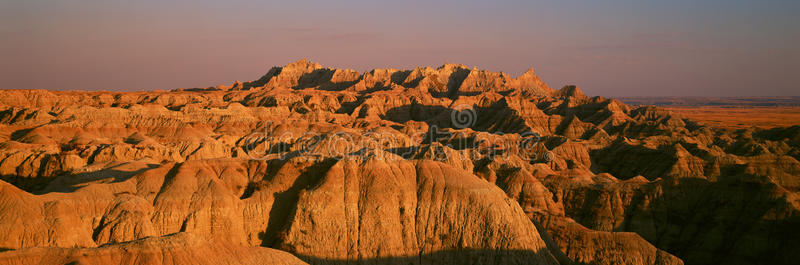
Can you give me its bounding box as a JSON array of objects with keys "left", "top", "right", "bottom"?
[{"left": 0, "top": 60, "right": 798, "bottom": 265}]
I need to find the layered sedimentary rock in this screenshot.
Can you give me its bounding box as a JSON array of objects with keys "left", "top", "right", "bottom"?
[{"left": 0, "top": 60, "right": 798, "bottom": 265}]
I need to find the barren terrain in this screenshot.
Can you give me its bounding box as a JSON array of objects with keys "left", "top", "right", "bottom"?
[
  {"left": 666, "top": 107, "right": 800, "bottom": 129},
  {"left": 0, "top": 60, "right": 798, "bottom": 265}
]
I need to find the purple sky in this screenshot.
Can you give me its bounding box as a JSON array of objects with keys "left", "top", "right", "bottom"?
[{"left": 1, "top": 0, "right": 798, "bottom": 96}]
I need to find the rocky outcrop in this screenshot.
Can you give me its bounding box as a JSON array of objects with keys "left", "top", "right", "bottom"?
[
  {"left": 280, "top": 158, "right": 558, "bottom": 264},
  {"left": 536, "top": 215, "right": 683, "bottom": 265},
  {"left": 0, "top": 60, "right": 798, "bottom": 265}
]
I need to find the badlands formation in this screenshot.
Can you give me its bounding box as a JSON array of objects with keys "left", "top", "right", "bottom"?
[{"left": 0, "top": 59, "right": 798, "bottom": 265}]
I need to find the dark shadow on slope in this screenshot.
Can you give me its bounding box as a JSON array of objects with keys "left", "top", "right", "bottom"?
[
  {"left": 0, "top": 175, "right": 50, "bottom": 193},
  {"left": 544, "top": 173, "right": 800, "bottom": 265},
  {"left": 382, "top": 101, "right": 533, "bottom": 134},
  {"left": 358, "top": 86, "right": 393, "bottom": 95},
  {"left": 239, "top": 159, "right": 286, "bottom": 200},
  {"left": 381, "top": 101, "right": 536, "bottom": 136},
  {"left": 295, "top": 68, "right": 335, "bottom": 90},
  {"left": 472, "top": 100, "right": 534, "bottom": 134},
  {"left": 245, "top": 67, "right": 282, "bottom": 89},
  {"left": 754, "top": 125, "right": 800, "bottom": 146},
  {"left": 616, "top": 176, "right": 800, "bottom": 265},
  {"left": 0, "top": 156, "right": 160, "bottom": 194},
  {"left": 356, "top": 70, "right": 413, "bottom": 95},
  {"left": 588, "top": 139, "right": 676, "bottom": 180},
  {"left": 294, "top": 69, "right": 362, "bottom": 91},
  {"left": 152, "top": 162, "right": 184, "bottom": 200},
  {"left": 445, "top": 67, "right": 470, "bottom": 99},
  {"left": 9, "top": 127, "right": 37, "bottom": 141},
  {"left": 531, "top": 218, "right": 575, "bottom": 265},
  {"left": 428, "top": 68, "right": 470, "bottom": 99},
  {"left": 383, "top": 104, "right": 450, "bottom": 125},
  {"left": 390, "top": 70, "right": 411, "bottom": 86},
  {"left": 34, "top": 163, "right": 160, "bottom": 194},
  {"left": 403, "top": 74, "right": 425, "bottom": 88},
  {"left": 386, "top": 146, "right": 420, "bottom": 159},
  {"left": 336, "top": 96, "right": 366, "bottom": 114},
  {"left": 259, "top": 158, "right": 338, "bottom": 247}
]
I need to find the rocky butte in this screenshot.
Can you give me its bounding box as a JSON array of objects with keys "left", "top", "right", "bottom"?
[{"left": 0, "top": 59, "right": 798, "bottom": 265}]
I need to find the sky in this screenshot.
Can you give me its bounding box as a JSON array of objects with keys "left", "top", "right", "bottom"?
[{"left": 0, "top": 0, "right": 798, "bottom": 97}]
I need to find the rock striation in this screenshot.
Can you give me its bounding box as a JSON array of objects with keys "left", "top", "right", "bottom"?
[{"left": 0, "top": 60, "right": 798, "bottom": 265}]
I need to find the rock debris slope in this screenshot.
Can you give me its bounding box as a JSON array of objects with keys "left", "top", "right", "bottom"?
[{"left": 0, "top": 59, "right": 798, "bottom": 265}]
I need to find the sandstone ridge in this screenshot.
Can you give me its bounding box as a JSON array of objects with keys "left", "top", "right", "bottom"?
[{"left": 1, "top": 60, "right": 798, "bottom": 265}]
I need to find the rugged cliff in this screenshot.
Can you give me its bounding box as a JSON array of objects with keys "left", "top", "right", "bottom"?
[{"left": 1, "top": 60, "right": 798, "bottom": 265}]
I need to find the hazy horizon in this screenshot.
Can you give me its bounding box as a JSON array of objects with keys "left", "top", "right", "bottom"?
[{"left": 1, "top": 0, "right": 798, "bottom": 97}]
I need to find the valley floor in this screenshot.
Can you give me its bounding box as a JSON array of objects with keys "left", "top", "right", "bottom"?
[{"left": 666, "top": 106, "right": 800, "bottom": 129}]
